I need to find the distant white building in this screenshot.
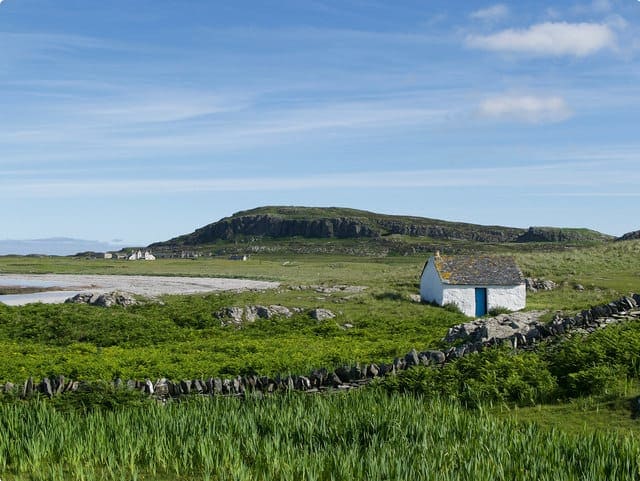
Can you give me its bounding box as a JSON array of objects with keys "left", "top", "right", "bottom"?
[
  {"left": 128, "top": 250, "right": 156, "bottom": 261},
  {"left": 420, "top": 253, "right": 526, "bottom": 317},
  {"left": 104, "top": 252, "right": 113, "bottom": 259}
]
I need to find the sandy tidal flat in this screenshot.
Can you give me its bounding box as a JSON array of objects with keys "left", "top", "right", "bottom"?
[{"left": 0, "top": 274, "right": 280, "bottom": 306}]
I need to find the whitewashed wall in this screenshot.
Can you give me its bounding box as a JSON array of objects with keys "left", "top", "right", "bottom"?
[
  {"left": 419, "top": 258, "right": 443, "bottom": 304},
  {"left": 441, "top": 286, "right": 477, "bottom": 316},
  {"left": 442, "top": 284, "right": 526, "bottom": 317},
  {"left": 487, "top": 284, "right": 526, "bottom": 314}
]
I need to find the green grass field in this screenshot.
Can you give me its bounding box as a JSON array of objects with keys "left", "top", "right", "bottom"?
[{"left": 1, "top": 240, "right": 640, "bottom": 480}]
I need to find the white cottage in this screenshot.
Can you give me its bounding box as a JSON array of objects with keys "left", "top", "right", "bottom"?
[{"left": 420, "top": 254, "right": 525, "bottom": 317}]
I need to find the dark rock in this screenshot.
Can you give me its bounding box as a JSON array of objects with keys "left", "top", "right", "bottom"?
[
  {"left": 310, "top": 308, "right": 336, "bottom": 321},
  {"left": 417, "top": 352, "right": 429, "bottom": 366},
  {"left": 350, "top": 364, "right": 364, "bottom": 380},
  {"left": 405, "top": 349, "right": 420, "bottom": 367},
  {"left": 213, "top": 378, "right": 223, "bottom": 394},
  {"left": 41, "top": 378, "right": 53, "bottom": 397},
  {"left": 335, "top": 366, "right": 352, "bottom": 383},
  {"left": 192, "top": 379, "right": 204, "bottom": 394},
  {"left": 144, "top": 379, "right": 154, "bottom": 395},
  {"left": 393, "top": 357, "right": 406, "bottom": 371},
  {"left": 222, "top": 379, "right": 232, "bottom": 394},
  {"left": 366, "top": 364, "right": 379, "bottom": 377},
  {"left": 154, "top": 379, "right": 169, "bottom": 397},
  {"left": 310, "top": 369, "right": 327, "bottom": 387},
  {"left": 296, "top": 376, "right": 311, "bottom": 390},
  {"left": 180, "top": 380, "right": 192, "bottom": 395},
  {"left": 330, "top": 372, "right": 344, "bottom": 386},
  {"left": 205, "top": 378, "right": 214, "bottom": 394},
  {"left": 233, "top": 377, "right": 244, "bottom": 394},
  {"left": 424, "top": 350, "right": 446, "bottom": 364},
  {"left": 23, "top": 377, "right": 34, "bottom": 398},
  {"left": 169, "top": 382, "right": 181, "bottom": 397},
  {"left": 259, "top": 376, "right": 270, "bottom": 390}
]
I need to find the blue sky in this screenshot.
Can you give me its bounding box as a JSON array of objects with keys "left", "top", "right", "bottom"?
[{"left": 1, "top": 0, "right": 639, "bottom": 246}]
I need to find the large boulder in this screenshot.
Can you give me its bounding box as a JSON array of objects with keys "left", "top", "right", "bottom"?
[
  {"left": 525, "top": 278, "right": 557, "bottom": 292},
  {"left": 215, "top": 305, "right": 294, "bottom": 326},
  {"left": 65, "top": 291, "right": 138, "bottom": 307},
  {"left": 445, "top": 311, "right": 546, "bottom": 344},
  {"left": 309, "top": 308, "right": 336, "bottom": 321}
]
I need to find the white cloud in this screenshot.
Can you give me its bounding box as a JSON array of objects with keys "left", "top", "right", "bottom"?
[
  {"left": 467, "top": 22, "right": 616, "bottom": 57},
  {"left": 470, "top": 4, "right": 509, "bottom": 21},
  {"left": 478, "top": 94, "right": 572, "bottom": 123}
]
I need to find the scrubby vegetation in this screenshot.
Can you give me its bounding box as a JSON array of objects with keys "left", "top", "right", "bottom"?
[{"left": 380, "top": 319, "right": 640, "bottom": 407}]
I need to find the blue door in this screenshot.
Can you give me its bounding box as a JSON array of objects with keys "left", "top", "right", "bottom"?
[{"left": 475, "top": 288, "right": 487, "bottom": 317}]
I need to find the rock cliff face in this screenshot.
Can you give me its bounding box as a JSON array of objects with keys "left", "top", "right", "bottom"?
[{"left": 180, "top": 214, "right": 380, "bottom": 244}]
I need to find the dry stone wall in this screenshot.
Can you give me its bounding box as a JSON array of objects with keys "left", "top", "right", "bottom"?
[{"left": 4, "top": 293, "right": 640, "bottom": 400}]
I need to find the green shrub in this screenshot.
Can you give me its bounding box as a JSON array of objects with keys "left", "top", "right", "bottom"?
[{"left": 380, "top": 347, "right": 557, "bottom": 407}]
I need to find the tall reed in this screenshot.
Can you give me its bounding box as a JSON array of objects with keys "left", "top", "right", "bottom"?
[{"left": 0, "top": 390, "right": 639, "bottom": 480}]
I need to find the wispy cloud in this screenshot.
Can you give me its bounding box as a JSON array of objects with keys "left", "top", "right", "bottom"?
[
  {"left": 2, "top": 162, "right": 637, "bottom": 198},
  {"left": 467, "top": 22, "right": 616, "bottom": 57},
  {"left": 470, "top": 4, "right": 509, "bottom": 22},
  {"left": 81, "top": 92, "right": 249, "bottom": 124},
  {"left": 0, "top": 95, "right": 455, "bottom": 165},
  {"left": 477, "top": 94, "right": 572, "bottom": 123}
]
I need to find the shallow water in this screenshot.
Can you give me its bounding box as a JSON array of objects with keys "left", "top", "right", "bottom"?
[
  {"left": 0, "top": 275, "right": 79, "bottom": 305},
  {"left": 0, "top": 290, "right": 82, "bottom": 306},
  {"left": 0, "top": 276, "right": 70, "bottom": 288}
]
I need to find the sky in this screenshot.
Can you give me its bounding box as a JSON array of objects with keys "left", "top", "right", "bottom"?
[{"left": 1, "top": 0, "right": 639, "bottom": 248}]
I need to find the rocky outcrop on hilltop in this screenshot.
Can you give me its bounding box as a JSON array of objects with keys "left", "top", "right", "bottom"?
[
  {"left": 617, "top": 230, "right": 640, "bottom": 241},
  {"left": 516, "top": 226, "right": 611, "bottom": 243}
]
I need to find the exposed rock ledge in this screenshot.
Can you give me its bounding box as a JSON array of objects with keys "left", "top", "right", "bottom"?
[{"left": 214, "top": 305, "right": 336, "bottom": 327}]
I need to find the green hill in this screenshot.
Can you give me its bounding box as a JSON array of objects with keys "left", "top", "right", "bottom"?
[{"left": 149, "top": 206, "right": 612, "bottom": 255}]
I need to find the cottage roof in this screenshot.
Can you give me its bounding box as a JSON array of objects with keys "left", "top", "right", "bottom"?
[{"left": 433, "top": 255, "right": 524, "bottom": 286}]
